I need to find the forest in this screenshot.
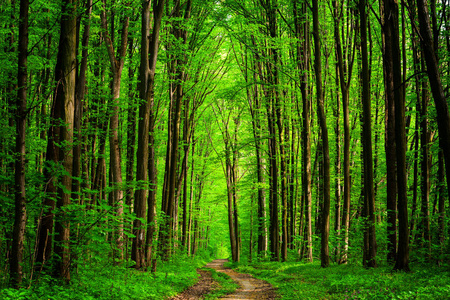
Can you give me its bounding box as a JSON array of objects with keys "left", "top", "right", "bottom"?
[{"left": 1, "top": 0, "right": 450, "bottom": 298}]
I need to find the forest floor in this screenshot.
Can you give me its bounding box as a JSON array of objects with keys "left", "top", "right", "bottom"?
[{"left": 170, "top": 259, "right": 278, "bottom": 300}]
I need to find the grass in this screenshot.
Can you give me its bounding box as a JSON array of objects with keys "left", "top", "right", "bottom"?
[
  {"left": 232, "top": 260, "right": 450, "bottom": 299},
  {"left": 0, "top": 254, "right": 240, "bottom": 300},
  {"left": 0, "top": 255, "right": 210, "bottom": 300}
]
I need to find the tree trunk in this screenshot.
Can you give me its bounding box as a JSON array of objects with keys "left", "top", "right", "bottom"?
[
  {"left": 10, "top": 0, "right": 28, "bottom": 286},
  {"left": 333, "top": 64, "right": 341, "bottom": 263},
  {"left": 360, "top": 0, "right": 377, "bottom": 267},
  {"left": 53, "top": 0, "right": 77, "bottom": 281},
  {"left": 381, "top": 0, "right": 398, "bottom": 264},
  {"left": 232, "top": 118, "right": 240, "bottom": 262},
  {"left": 294, "top": 0, "right": 313, "bottom": 262},
  {"left": 416, "top": 0, "right": 450, "bottom": 216},
  {"left": 160, "top": 0, "right": 191, "bottom": 259},
  {"left": 333, "top": 0, "right": 355, "bottom": 264},
  {"left": 132, "top": 0, "right": 164, "bottom": 268},
  {"left": 383, "top": 0, "right": 410, "bottom": 272},
  {"left": 437, "top": 150, "right": 445, "bottom": 262},
  {"left": 100, "top": 0, "right": 130, "bottom": 260},
  {"left": 72, "top": 0, "right": 92, "bottom": 209},
  {"left": 312, "top": 0, "right": 331, "bottom": 268},
  {"left": 126, "top": 33, "right": 136, "bottom": 227},
  {"left": 419, "top": 57, "right": 431, "bottom": 257}
]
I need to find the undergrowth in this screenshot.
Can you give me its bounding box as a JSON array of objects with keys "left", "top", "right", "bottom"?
[
  {"left": 0, "top": 254, "right": 211, "bottom": 300},
  {"left": 233, "top": 260, "right": 450, "bottom": 299}
]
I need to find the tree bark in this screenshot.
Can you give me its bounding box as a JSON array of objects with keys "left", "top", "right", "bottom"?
[
  {"left": 10, "top": 0, "right": 28, "bottom": 287},
  {"left": 160, "top": 0, "right": 191, "bottom": 260},
  {"left": 132, "top": 0, "right": 165, "bottom": 268},
  {"left": 312, "top": 0, "right": 331, "bottom": 268},
  {"left": 416, "top": 0, "right": 450, "bottom": 213},
  {"left": 53, "top": 0, "right": 77, "bottom": 281},
  {"left": 333, "top": 0, "right": 355, "bottom": 264},
  {"left": 100, "top": 0, "right": 130, "bottom": 260},
  {"left": 72, "top": 0, "right": 92, "bottom": 209},
  {"left": 382, "top": 0, "right": 410, "bottom": 272},
  {"left": 381, "top": 0, "right": 398, "bottom": 264},
  {"left": 360, "top": 0, "right": 377, "bottom": 268},
  {"left": 294, "top": 0, "right": 313, "bottom": 262}
]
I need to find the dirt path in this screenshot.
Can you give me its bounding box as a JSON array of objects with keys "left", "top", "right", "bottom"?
[{"left": 170, "top": 259, "right": 278, "bottom": 300}]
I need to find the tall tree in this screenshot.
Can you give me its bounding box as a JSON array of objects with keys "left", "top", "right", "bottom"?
[
  {"left": 381, "top": 0, "right": 398, "bottom": 264},
  {"left": 312, "top": 0, "right": 331, "bottom": 268},
  {"left": 416, "top": 0, "right": 450, "bottom": 204},
  {"left": 213, "top": 104, "right": 241, "bottom": 262},
  {"left": 72, "top": 0, "right": 92, "bottom": 212},
  {"left": 100, "top": 0, "right": 130, "bottom": 260},
  {"left": 293, "top": 0, "right": 313, "bottom": 262},
  {"left": 53, "top": 0, "right": 77, "bottom": 281},
  {"left": 383, "top": 0, "right": 409, "bottom": 271},
  {"left": 359, "top": 0, "right": 377, "bottom": 268},
  {"left": 333, "top": 0, "right": 356, "bottom": 264},
  {"left": 160, "top": 0, "right": 192, "bottom": 259},
  {"left": 132, "top": 0, "right": 165, "bottom": 269},
  {"left": 10, "top": 0, "right": 29, "bottom": 287}
]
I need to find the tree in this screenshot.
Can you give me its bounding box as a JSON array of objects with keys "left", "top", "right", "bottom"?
[
  {"left": 293, "top": 0, "right": 313, "bottom": 262},
  {"left": 333, "top": 0, "right": 356, "bottom": 264},
  {"left": 10, "top": 0, "right": 29, "bottom": 287},
  {"left": 382, "top": 0, "right": 409, "bottom": 271},
  {"left": 132, "top": 0, "right": 165, "bottom": 269},
  {"left": 359, "top": 0, "right": 377, "bottom": 268},
  {"left": 381, "top": 0, "right": 397, "bottom": 264},
  {"left": 416, "top": 0, "right": 450, "bottom": 205},
  {"left": 160, "top": 0, "right": 192, "bottom": 259},
  {"left": 100, "top": 0, "right": 130, "bottom": 260},
  {"left": 53, "top": 0, "right": 77, "bottom": 281},
  {"left": 312, "top": 0, "right": 331, "bottom": 268}
]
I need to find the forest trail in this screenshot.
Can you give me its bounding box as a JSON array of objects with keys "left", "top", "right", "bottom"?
[{"left": 170, "top": 259, "right": 278, "bottom": 300}]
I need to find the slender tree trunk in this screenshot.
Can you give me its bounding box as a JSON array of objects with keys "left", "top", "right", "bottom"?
[
  {"left": 226, "top": 141, "right": 238, "bottom": 262},
  {"left": 419, "top": 57, "right": 431, "bottom": 257},
  {"left": 187, "top": 141, "right": 196, "bottom": 256},
  {"left": 381, "top": 0, "right": 398, "bottom": 264},
  {"left": 334, "top": 0, "right": 355, "bottom": 264},
  {"left": 232, "top": 118, "right": 240, "bottom": 262},
  {"left": 248, "top": 76, "right": 267, "bottom": 256},
  {"left": 100, "top": 0, "right": 130, "bottom": 260},
  {"left": 72, "top": 0, "right": 91, "bottom": 208},
  {"left": 10, "top": 0, "right": 28, "bottom": 287},
  {"left": 146, "top": 122, "right": 157, "bottom": 266},
  {"left": 160, "top": 0, "right": 191, "bottom": 259},
  {"left": 294, "top": 0, "right": 313, "bottom": 261},
  {"left": 312, "top": 0, "right": 331, "bottom": 268},
  {"left": 126, "top": 35, "right": 136, "bottom": 212},
  {"left": 437, "top": 150, "right": 445, "bottom": 262},
  {"left": 334, "top": 64, "right": 341, "bottom": 262},
  {"left": 360, "top": 0, "right": 377, "bottom": 267}
]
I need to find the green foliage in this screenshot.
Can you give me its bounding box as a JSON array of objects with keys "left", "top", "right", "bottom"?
[
  {"left": 0, "top": 254, "right": 212, "bottom": 300},
  {"left": 234, "top": 261, "right": 450, "bottom": 299}
]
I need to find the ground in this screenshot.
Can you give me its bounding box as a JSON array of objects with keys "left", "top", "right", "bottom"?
[{"left": 170, "top": 259, "right": 278, "bottom": 300}]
